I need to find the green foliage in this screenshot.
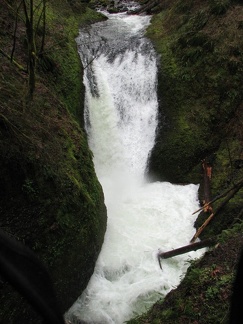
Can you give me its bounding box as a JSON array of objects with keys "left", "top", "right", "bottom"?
[
  {"left": 0, "top": 0, "right": 107, "bottom": 321},
  {"left": 132, "top": 0, "right": 243, "bottom": 322},
  {"left": 22, "top": 178, "right": 38, "bottom": 200},
  {"left": 210, "top": 0, "right": 231, "bottom": 15},
  {"left": 147, "top": 0, "right": 243, "bottom": 183},
  {"left": 219, "top": 221, "right": 243, "bottom": 243},
  {"left": 174, "top": 0, "right": 194, "bottom": 14},
  {"left": 36, "top": 1, "right": 106, "bottom": 122}
]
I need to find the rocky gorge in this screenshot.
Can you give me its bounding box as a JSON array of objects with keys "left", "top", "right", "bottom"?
[{"left": 0, "top": 0, "right": 242, "bottom": 322}]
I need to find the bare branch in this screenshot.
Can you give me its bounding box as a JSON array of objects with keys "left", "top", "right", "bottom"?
[
  {"left": 0, "top": 49, "right": 27, "bottom": 72},
  {"left": 11, "top": 1, "right": 23, "bottom": 62},
  {"left": 192, "top": 178, "right": 243, "bottom": 215},
  {"left": 191, "top": 180, "right": 243, "bottom": 243}
]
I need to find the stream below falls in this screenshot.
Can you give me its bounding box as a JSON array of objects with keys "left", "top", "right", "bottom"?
[{"left": 66, "top": 8, "right": 205, "bottom": 324}]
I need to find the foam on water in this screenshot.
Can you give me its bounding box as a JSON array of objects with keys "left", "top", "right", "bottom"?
[{"left": 66, "top": 11, "right": 204, "bottom": 324}]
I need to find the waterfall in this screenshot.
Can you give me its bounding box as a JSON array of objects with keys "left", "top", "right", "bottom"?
[{"left": 66, "top": 11, "right": 204, "bottom": 324}]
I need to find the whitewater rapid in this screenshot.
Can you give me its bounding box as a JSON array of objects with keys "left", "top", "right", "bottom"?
[{"left": 66, "top": 10, "right": 204, "bottom": 324}]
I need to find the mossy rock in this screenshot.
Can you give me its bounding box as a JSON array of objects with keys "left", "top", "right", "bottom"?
[
  {"left": 130, "top": 1, "right": 243, "bottom": 322},
  {"left": 147, "top": 0, "right": 243, "bottom": 185},
  {"left": 0, "top": 1, "right": 107, "bottom": 322}
]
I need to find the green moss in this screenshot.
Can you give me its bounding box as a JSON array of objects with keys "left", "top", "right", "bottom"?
[
  {"left": 0, "top": 1, "right": 107, "bottom": 322},
  {"left": 37, "top": 1, "right": 106, "bottom": 124},
  {"left": 130, "top": 0, "right": 243, "bottom": 323},
  {"left": 147, "top": 0, "right": 243, "bottom": 184},
  {"left": 210, "top": 0, "right": 231, "bottom": 15},
  {"left": 128, "top": 227, "right": 243, "bottom": 323}
]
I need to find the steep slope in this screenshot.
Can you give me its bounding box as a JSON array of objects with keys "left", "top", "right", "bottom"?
[
  {"left": 0, "top": 0, "right": 107, "bottom": 322},
  {"left": 146, "top": 0, "right": 243, "bottom": 185},
  {"left": 145, "top": 0, "right": 243, "bottom": 234},
  {"left": 128, "top": 0, "right": 243, "bottom": 322}
]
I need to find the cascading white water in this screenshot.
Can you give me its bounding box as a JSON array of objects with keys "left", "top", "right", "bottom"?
[{"left": 66, "top": 10, "right": 204, "bottom": 324}]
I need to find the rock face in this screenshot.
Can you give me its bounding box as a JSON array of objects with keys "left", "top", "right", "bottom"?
[
  {"left": 0, "top": 101, "right": 107, "bottom": 322},
  {"left": 127, "top": 1, "right": 243, "bottom": 322},
  {"left": 0, "top": 1, "right": 107, "bottom": 322},
  {"left": 145, "top": 0, "right": 243, "bottom": 186},
  {"left": 145, "top": 0, "right": 243, "bottom": 240}
]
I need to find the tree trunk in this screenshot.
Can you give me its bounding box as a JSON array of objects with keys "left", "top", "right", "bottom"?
[
  {"left": 23, "top": 0, "right": 36, "bottom": 100},
  {"left": 11, "top": 2, "right": 22, "bottom": 62},
  {"left": 157, "top": 238, "right": 216, "bottom": 269},
  {"left": 190, "top": 180, "right": 243, "bottom": 243},
  {"left": 192, "top": 177, "right": 243, "bottom": 215},
  {"left": 202, "top": 159, "right": 213, "bottom": 213},
  {"left": 40, "top": 0, "right": 46, "bottom": 55}
]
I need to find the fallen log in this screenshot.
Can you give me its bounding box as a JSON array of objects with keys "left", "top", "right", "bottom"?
[
  {"left": 202, "top": 159, "right": 213, "bottom": 213},
  {"left": 157, "top": 238, "right": 216, "bottom": 269},
  {"left": 192, "top": 177, "right": 243, "bottom": 215},
  {"left": 190, "top": 180, "right": 243, "bottom": 243}
]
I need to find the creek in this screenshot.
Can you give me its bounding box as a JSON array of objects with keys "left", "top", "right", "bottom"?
[{"left": 66, "top": 8, "right": 204, "bottom": 324}]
